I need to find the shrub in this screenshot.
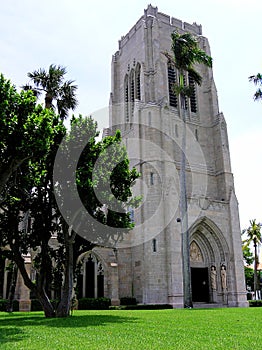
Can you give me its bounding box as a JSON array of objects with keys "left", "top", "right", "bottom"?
[
  {"left": 0, "top": 299, "right": 19, "bottom": 312},
  {"left": 249, "top": 300, "right": 262, "bottom": 307},
  {"left": 78, "top": 297, "right": 111, "bottom": 310},
  {"left": 0, "top": 299, "right": 7, "bottom": 311},
  {"left": 123, "top": 304, "right": 173, "bottom": 310},
  {"left": 120, "top": 297, "right": 137, "bottom": 306}
]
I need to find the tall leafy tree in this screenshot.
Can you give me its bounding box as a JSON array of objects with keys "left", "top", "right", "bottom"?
[
  {"left": 249, "top": 73, "right": 262, "bottom": 101},
  {"left": 0, "top": 109, "right": 66, "bottom": 317},
  {"left": 163, "top": 31, "right": 212, "bottom": 307},
  {"left": 242, "top": 230, "right": 255, "bottom": 291},
  {"left": 54, "top": 116, "right": 140, "bottom": 317},
  {"left": 243, "top": 219, "right": 262, "bottom": 299},
  {"left": 0, "top": 74, "right": 55, "bottom": 198},
  {"left": 24, "top": 64, "right": 78, "bottom": 119}
]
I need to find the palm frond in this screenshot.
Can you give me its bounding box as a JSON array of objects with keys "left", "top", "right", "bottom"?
[
  {"left": 249, "top": 73, "right": 262, "bottom": 85},
  {"left": 27, "top": 64, "right": 78, "bottom": 117},
  {"left": 170, "top": 30, "right": 212, "bottom": 71},
  {"left": 21, "top": 84, "right": 42, "bottom": 98},
  {"left": 254, "top": 89, "right": 262, "bottom": 101},
  {"left": 187, "top": 68, "right": 202, "bottom": 86}
]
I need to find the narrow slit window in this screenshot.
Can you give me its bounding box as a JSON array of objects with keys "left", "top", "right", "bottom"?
[
  {"left": 152, "top": 239, "right": 157, "bottom": 252},
  {"left": 148, "top": 111, "right": 151, "bottom": 126},
  {"left": 195, "top": 128, "right": 198, "bottom": 141},
  {"left": 150, "top": 172, "right": 154, "bottom": 185},
  {"left": 175, "top": 124, "right": 178, "bottom": 137}
]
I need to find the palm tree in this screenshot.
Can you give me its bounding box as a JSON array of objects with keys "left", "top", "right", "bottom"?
[
  {"left": 24, "top": 64, "right": 78, "bottom": 119},
  {"left": 249, "top": 73, "right": 262, "bottom": 101},
  {"left": 243, "top": 219, "right": 262, "bottom": 299},
  {"left": 163, "top": 31, "right": 212, "bottom": 307}
]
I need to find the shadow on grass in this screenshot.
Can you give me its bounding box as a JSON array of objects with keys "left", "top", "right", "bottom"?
[
  {"left": 0, "top": 327, "right": 25, "bottom": 345},
  {"left": 0, "top": 312, "right": 138, "bottom": 345}
]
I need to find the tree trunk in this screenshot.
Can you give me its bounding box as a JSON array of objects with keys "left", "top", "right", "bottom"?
[
  {"left": 45, "top": 93, "right": 53, "bottom": 110},
  {"left": 13, "top": 249, "right": 55, "bottom": 317},
  {"left": 36, "top": 288, "right": 56, "bottom": 318},
  {"left": 254, "top": 242, "right": 259, "bottom": 299},
  {"left": 180, "top": 93, "right": 193, "bottom": 308},
  {"left": 56, "top": 227, "right": 75, "bottom": 317},
  {"left": 6, "top": 263, "right": 18, "bottom": 312}
]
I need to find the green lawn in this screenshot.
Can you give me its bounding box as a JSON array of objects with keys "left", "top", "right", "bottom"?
[{"left": 0, "top": 308, "right": 261, "bottom": 349}]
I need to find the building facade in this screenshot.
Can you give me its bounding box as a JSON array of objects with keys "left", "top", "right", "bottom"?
[{"left": 106, "top": 5, "right": 247, "bottom": 307}]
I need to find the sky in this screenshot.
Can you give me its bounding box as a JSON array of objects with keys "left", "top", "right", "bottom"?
[{"left": 0, "top": 0, "right": 261, "bottom": 231}]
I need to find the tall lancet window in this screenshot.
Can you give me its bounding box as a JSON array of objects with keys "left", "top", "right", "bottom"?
[
  {"left": 130, "top": 69, "right": 135, "bottom": 117},
  {"left": 135, "top": 63, "right": 141, "bottom": 100},
  {"left": 183, "top": 74, "right": 188, "bottom": 110},
  {"left": 189, "top": 73, "right": 197, "bottom": 113},
  {"left": 167, "top": 63, "right": 178, "bottom": 108},
  {"left": 124, "top": 74, "right": 129, "bottom": 122}
]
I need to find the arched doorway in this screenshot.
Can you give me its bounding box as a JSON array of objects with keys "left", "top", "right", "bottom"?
[
  {"left": 76, "top": 252, "right": 104, "bottom": 299},
  {"left": 189, "top": 217, "right": 230, "bottom": 304},
  {"left": 190, "top": 241, "right": 209, "bottom": 302}
]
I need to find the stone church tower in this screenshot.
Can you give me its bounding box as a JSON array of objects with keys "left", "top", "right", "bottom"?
[{"left": 108, "top": 5, "right": 247, "bottom": 307}]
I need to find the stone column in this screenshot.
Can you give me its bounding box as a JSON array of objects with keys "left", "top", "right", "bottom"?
[{"left": 110, "top": 262, "right": 120, "bottom": 306}]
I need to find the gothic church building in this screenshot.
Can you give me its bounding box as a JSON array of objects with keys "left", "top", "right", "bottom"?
[
  {"left": 106, "top": 5, "right": 247, "bottom": 307},
  {"left": 1, "top": 5, "right": 247, "bottom": 309}
]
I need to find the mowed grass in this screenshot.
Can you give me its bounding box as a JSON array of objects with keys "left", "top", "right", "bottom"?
[{"left": 0, "top": 308, "right": 261, "bottom": 350}]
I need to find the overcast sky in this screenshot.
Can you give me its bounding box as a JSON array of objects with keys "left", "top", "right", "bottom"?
[{"left": 1, "top": 0, "right": 261, "bottom": 230}]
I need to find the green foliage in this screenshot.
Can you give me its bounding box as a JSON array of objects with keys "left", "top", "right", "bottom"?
[
  {"left": 55, "top": 115, "right": 141, "bottom": 245},
  {"left": 0, "top": 299, "right": 19, "bottom": 312},
  {"left": 120, "top": 297, "right": 137, "bottom": 305},
  {"left": 242, "top": 242, "right": 254, "bottom": 266},
  {"left": 249, "top": 300, "right": 262, "bottom": 307},
  {"left": 77, "top": 297, "right": 111, "bottom": 310},
  {"left": 163, "top": 31, "right": 212, "bottom": 102},
  {"left": 119, "top": 304, "right": 173, "bottom": 310},
  {"left": 244, "top": 266, "right": 254, "bottom": 290},
  {"left": 0, "top": 73, "right": 58, "bottom": 196},
  {"left": 0, "top": 71, "right": 140, "bottom": 318},
  {"left": 242, "top": 219, "right": 262, "bottom": 296},
  {"left": 244, "top": 219, "right": 262, "bottom": 247},
  {"left": 25, "top": 64, "right": 78, "bottom": 119}
]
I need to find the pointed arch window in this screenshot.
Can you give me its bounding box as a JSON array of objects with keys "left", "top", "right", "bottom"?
[
  {"left": 124, "top": 74, "right": 129, "bottom": 122},
  {"left": 189, "top": 73, "right": 197, "bottom": 113},
  {"left": 76, "top": 252, "right": 104, "bottom": 299},
  {"left": 124, "top": 63, "right": 142, "bottom": 123},
  {"left": 135, "top": 63, "right": 141, "bottom": 100},
  {"left": 167, "top": 63, "right": 178, "bottom": 107},
  {"left": 130, "top": 69, "right": 135, "bottom": 116},
  {"left": 183, "top": 74, "right": 188, "bottom": 110}
]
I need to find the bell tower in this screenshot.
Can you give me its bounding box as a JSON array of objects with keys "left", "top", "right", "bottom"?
[{"left": 109, "top": 5, "right": 247, "bottom": 307}]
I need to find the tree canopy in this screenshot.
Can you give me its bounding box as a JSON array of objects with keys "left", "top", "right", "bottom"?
[
  {"left": 242, "top": 219, "right": 262, "bottom": 298},
  {"left": 0, "top": 70, "right": 140, "bottom": 317},
  {"left": 0, "top": 74, "right": 57, "bottom": 199},
  {"left": 24, "top": 64, "right": 78, "bottom": 119}
]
